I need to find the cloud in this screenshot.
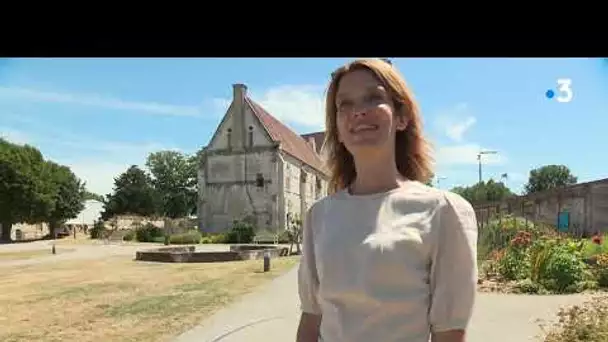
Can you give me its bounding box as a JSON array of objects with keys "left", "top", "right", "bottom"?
[
  {"left": 252, "top": 85, "right": 326, "bottom": 129},
  {"left": 435, "top": 143, "right": 506, "bottom": 165},
  {"left": 207, "top": 84, "right": 326, "bottom": 130},
  {"left": 0, "top": 86, "right": 203, "bottom": 117},
  {"left": 434, "top": 103, "right": 477, "bottom": 142}
]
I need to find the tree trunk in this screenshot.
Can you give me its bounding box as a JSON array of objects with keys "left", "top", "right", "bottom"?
[
  {"left": 1, "top": 221, "right": 12, "bottom": 242},
  {"left": 49, "top": 221, "right": 57, "bottom": 239}
]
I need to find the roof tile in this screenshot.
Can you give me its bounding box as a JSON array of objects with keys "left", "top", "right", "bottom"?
[{"left": 245, "top": 97, "right": 329, "bottom": 176}]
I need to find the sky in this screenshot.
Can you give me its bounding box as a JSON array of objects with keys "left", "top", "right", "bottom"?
[{"left": 1, "top": 58, "right": 606, "bottom": 196}]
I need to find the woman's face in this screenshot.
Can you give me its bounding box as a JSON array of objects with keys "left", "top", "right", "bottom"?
[{"left": 335, "top": 69, "right": 407, "bottom": 156}]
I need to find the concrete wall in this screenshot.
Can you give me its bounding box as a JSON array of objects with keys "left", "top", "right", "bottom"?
[{"left": 473, "top": 178, "right": 608, "bottom": 234}]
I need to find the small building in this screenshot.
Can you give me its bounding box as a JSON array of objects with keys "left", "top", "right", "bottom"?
[{"left": 197, "top": 84, "right": 329, "bottom": 233}]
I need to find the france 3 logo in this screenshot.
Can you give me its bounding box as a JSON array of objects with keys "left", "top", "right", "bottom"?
[{"left": 545, "top": 79, "right": 573, "bottom": 103}]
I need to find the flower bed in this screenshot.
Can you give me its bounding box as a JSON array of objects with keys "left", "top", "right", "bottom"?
[{"left": 478, "top": 216, "right": 608, "bottom": 294}]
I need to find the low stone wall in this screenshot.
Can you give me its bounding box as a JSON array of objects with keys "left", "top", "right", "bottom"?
[{"left": 135, "top": 245, "right": 289, "bottom": 263}]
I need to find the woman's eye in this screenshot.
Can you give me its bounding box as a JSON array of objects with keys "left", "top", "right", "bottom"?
[
  {"left": 338, "top": 101, "right": 352, "bottom": 110},
  {"left": 365, "top": 94, "right": 383, "bottom": 103}
]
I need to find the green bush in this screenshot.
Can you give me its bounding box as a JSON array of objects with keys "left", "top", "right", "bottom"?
[
  {"left": 90, "top": 221, "right": 106, "bottom": 239},
  {"left": 478, "top": 215, "right": 544, "bottom": 260},
  {"left": 498, "top": 231, "right": 533, "bottom": 281},
  {"left": 135, "top": 223, "right": 165, "bottom": 243},
  {"left": 225, "top": 220, "right": 255, "bottom": 244},
  {"left": 582, "top": 233, "right": 608, "bottom": 259},
  {"left": 123, "top": 230, "right": 134, "bottom": 241},
  {"left": 539, "top": 242, "right": 588, "bottom": 293},
  {"left": 169, "top": 230, "right": 202, "bottom": 245}
]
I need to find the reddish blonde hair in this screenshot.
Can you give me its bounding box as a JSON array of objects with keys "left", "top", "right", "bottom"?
[{"left": 323, "top": 58, "right": 434, "bottom": 194}]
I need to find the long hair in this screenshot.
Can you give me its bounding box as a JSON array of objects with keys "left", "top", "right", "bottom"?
[{"left": 323, "top": 58, "right": 434, "bottom": 194}]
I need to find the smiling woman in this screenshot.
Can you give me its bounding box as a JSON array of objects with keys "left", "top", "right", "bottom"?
[{"left": 296, "top": 58, "right": 478, "bottom": 342}]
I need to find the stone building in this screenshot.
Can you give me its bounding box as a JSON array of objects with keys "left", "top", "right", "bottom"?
[
  {"left": 197, "top": 84, "right": 329, "bottom": 233},
  {"left": 473, "top": 177, "right": 608, "bottom": 235}
]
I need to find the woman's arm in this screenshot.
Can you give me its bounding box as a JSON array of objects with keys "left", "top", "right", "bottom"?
[
  {"left": 296, "top": 312, "right": 322, "bottom": 342},
  {"left": 296, "top": 207, "right": 322, "bottom": 341},
  {"left": 429, "top": 192, "right": 478, "bottom": 342}
]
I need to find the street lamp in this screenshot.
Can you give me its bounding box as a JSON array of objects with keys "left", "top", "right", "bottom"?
[
  {"left": 436, "top": 176, "right": 447, "bottom": 189},
  {"left": 477, "top": 150, "right": 498, "bottom": 183}
]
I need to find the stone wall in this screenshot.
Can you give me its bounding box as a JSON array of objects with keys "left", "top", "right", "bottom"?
[
  {"left": 199, "top": 149, "right": 280, "bottom": 233},
  {"left": 282, "top": 153, "right": 328, "bottom": 228},
  {"left": 9, "top": 222, "right": 49, "bottom": 240}
]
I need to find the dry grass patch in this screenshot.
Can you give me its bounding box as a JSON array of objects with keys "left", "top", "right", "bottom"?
[
  {"left": 0, "top": 255, "right": 300, "bottom": 342},
  {"left": 0, "top": 248, "right": 75, "bottom": 261}
]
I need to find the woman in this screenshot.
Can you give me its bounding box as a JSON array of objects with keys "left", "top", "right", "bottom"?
[{"left": 296, "top": 59, "right": 478, "bottom": 342}]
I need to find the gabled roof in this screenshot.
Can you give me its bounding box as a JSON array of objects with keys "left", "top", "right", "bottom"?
[{"left": 245, "top": 97, "right": 329, "bottom": 176}]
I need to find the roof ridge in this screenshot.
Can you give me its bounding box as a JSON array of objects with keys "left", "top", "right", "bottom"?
[{"left": 244, "top": 96, "right": 328, "bottom": 176}]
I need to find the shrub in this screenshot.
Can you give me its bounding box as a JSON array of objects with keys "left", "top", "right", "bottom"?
[
  {"left": 200, "top": 233, "right": 227, "bottom": 244},
  {"left": 169, "top": 230, "right": 202, "bottom": 245},
  {"left": 592, "top": 253, "right": 608, "bottom": 288},
  {"left": 498, "top": 231, "right": 533, "bottom": 281},
  {"left": 478, "top": 215, "right": 544, "bottom": 260},
  {"left": 582, "top": 233, "right": 608, "bottom": 259},
  {"left": 135, "top": 223, "right": 164, "bottom": 243},
  {"left": 123, "top": 230, "right": 134, "bottom": 241},
  {"left": 225, "top": 220, "right": 255, "bottom": 244},
  {"left": 540, "top": 242, "right": 588, "bottom": 293},
  {"left": 90, "top": 220, "right": 106, "bottom": 239},
  {"left": 541, "top": 296, "right": 608, "bottom": 342}
]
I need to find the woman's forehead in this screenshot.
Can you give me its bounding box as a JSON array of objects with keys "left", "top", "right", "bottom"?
[{"left": 336, "top": 71, "right": 385, "bottom": 97}]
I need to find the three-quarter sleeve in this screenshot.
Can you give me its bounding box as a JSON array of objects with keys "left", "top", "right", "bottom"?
[
  {"left": 428, "top": 192, "right": 478, "bottom": 333},
  {"left": 298, "top": 207, "right": 322, "bottom": 315}
]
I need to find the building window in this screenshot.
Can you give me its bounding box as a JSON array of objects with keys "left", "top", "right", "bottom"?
[
  {"left": 256, "top": 173, "right": 264, "bottom": 187},
  {"left": 248, "top": 126, "right": 254, "bottom": 147},
  {"left": 300, "top": 172, "right": 307, "bottom": 183}
]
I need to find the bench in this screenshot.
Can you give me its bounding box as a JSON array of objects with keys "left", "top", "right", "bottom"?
[{"left": 253, "top": 232, "right": 279, "bottom": 245}]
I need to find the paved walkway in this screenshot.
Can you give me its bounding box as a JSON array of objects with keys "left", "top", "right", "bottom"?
[{"left": 173, "top": 264, "right": 595, "bottom": 342}]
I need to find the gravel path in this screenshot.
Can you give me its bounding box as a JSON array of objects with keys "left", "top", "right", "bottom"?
[{"left": 173, "top": 264, "right": 595, "bottom": 342}]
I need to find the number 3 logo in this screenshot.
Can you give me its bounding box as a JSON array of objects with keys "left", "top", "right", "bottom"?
[{"left": 556, "top": 78, "right": 573, "bottom": 103}]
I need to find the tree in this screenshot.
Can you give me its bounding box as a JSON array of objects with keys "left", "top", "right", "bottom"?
[
  {"left": 83, "top": 191, "right": 104, "bottom": 202},
  {"left": 425, "top": 173, "right": 435, "bottom": 187},
  {"left": 44, "top": 161, "right": 86, "bottom": 237},
  {"left": 524, "top": 164, "right": 577, "bottom": 194},
  {"left": 145, "top": 150, "right": 198, "bottom": 219},
  {"left": 451, "top": 178, "right": 514, "bottom": 204},
  {"left": 101, "top": 165, "right": 160, "bottom": 220},
  {"left": 0, "top": 139, "right": 55, "bottom": 242}
]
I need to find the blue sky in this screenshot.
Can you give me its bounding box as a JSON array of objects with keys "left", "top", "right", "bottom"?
[{"left": 1, "top": 58, "right": 606, "bottom": 196}]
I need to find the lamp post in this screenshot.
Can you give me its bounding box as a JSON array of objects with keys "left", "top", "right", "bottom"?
[{"left": 477, "top": 150, "right": 498, "bottom": 184}]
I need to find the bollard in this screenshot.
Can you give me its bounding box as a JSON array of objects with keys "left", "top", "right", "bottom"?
[
  {"left": 52, "top": 244, "right": 56, "bottom": 255},
  {"left": 263, "top": 251, "right": 270, "bottom": 272}
]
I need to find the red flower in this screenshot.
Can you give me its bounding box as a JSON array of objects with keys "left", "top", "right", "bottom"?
[{"left": 592, "top": 234, "right": 603, "bottom": 245}]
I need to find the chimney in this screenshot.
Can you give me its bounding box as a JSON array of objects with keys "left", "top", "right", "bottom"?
[
  {"left": 231, "top": 83, "right": 247, "bottom": 150},
  {"left": 307, "top": 137, "right": 316, "bottom": 152},
  {"left": 233, "top": 83, "right": 247, "bottom": 100}
]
